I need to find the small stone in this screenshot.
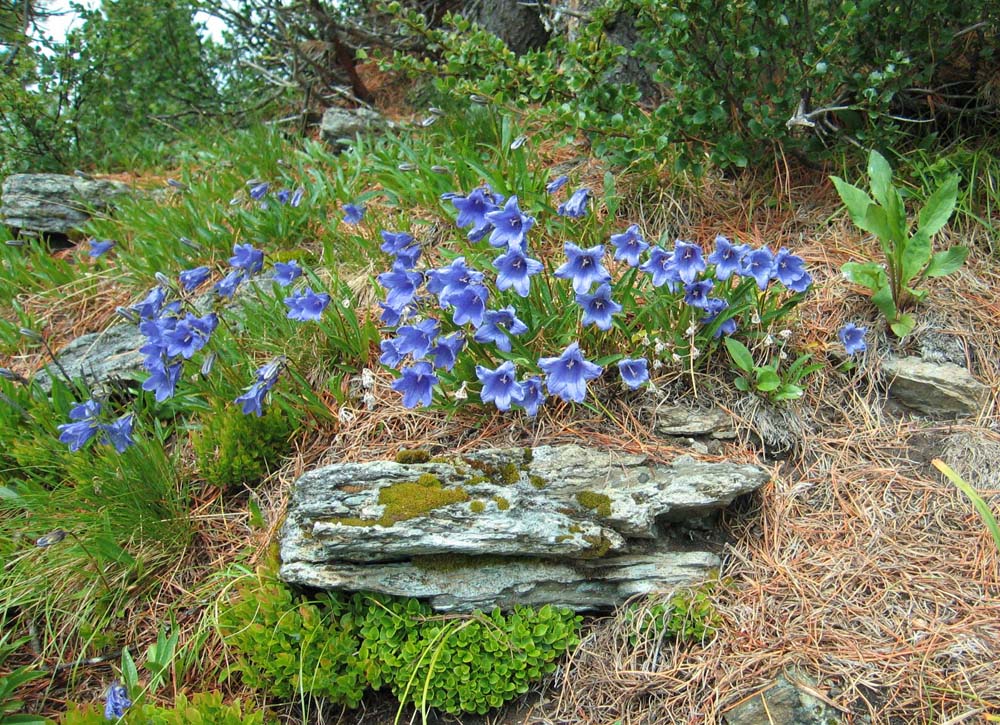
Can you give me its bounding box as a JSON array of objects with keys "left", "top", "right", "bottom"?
[
  {"left": 319, "top": 107, "right": 386, "bottom": 150},
  {"left": 724, "top": 672, "right": 841, "bottom": 725},
  {"left": 654, "top": 405, "right": 736, "bottom": 439},
  {"left": 882, "top": 356, "right": 988, "bottom": 418}
]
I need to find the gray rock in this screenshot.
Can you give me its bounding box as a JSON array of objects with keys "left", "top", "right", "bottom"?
[
  {"left": 725, "top": 672, "right": 841, "bottom": 725},
  {"left": 279, "top": 445, "right": 769, "bottom": 612},
  {"left": 31, "top": 323, "right": 146, "bottom": 394},
  {"left": 654, "top": 405, "right": 737, "bottom": 439},
  {"left": 882, "top": 356, "right": 988, "bottom": 418},
  {"left": 320, "top": 107, "right": 386, "bottom": 149},
  {"left": 1, "top": 173, "right": 130, "bottom": 235},
  {"left": 462, "top": 0, "right": 549, "bottom": 56}
]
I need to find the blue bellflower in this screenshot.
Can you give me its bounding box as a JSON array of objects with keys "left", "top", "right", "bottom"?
[
  {"left": 518, "top": 377, "right": 545, "bottom": 417},
  {"left": 272, "top": 260, "right": 302, "bottom": 287},
  {"left": 100, "top": 413, "right": 136, "bottom": 453},
  {"left": 701, "top": 298, "right": 737, "bottom": 337},
  {"left": 285, "top": 288, "right": 331, "bottom": 321},
  {"left": 342, "top": 203, "right": 365, "bottom": 224},
  {"left": 178, "top": 266, "right": 211, "bottom": 291},
  {"left": 683, "top": 279, "right": 715, "bottom": 309},
  {"left": 473, "top": 307, "right": 528, "bottom": 352},
  {"left": 743, "top": 247, "right": 775, "bottom": 290},
  {"left": 229, "top": 243, "right": 264, "bottom": 273},
  {"left": 132, "top": 286, "right": 167, "bottom": 319},
  {"left": 452, "top": 187, "right": 499, "bottom": 235},
  {"left": 772, "top": 247, "right": 809, "bottom": 289},
  {"left": 214, "top": 269, "right": 246, "bottom": 298},
  {"left": 617, "top": 358, "right": 649, "bottom": 389},
  {"left": 554, "top": 242, "right": 611, "bottom": 294},
  {"left": 378, "top": 263, "right": 424, "bottom": 311},
  {"left": 448, "top": 284, "right": 489, "bottom": 327},
  {"left": 428, "top": 332, "right": 465, "bottom": 371},
  {"left": 88, "top": 239, "right": 115, "bottom": 257},
  {"left": 545, "top": 175, "right": 569, "bottom": 194},
  {"left": 395, "top": 318, "right": 441, "bottom": 359},
  {"left": 379, "top": 338, "right": 405, "bottom": 368},
  {"left": 289, "top": 187, "right": 305, "bottom": 207},
  {"left": 391, "top": 361, "right": 438, "bottom": 408},
  {"left": 427, "top": 257, "right": 483, "bottom": 303},
  {"left": 164, "top": 313, "right": 217, "bottom": 359},
  {"left": 235, "top": 358, "right": 284, "bottom": 416},
  {"left": 248, "top": 182, "right": 269, "bottom": 200},
  {"left": 639, "top": 246, "right": 681, "bottom": 290},
  {"left": 142, "top": 360, "right": 182, "bottom": 402},
  {"left": 839, "top": 323, "right": 867, "bottom": 355},
  {"left": 538, "top": 342, "right": 603, "bottom": 403},
  {"left": 576, "top": 283, "right": 622, "bottom": 331},
  {"left": 672, "top": 240, "right": 706, "bottom": 284},
  {"left": 484, "top": 196, "right": 534, "bottom": 250},
  {"left": 610, "top": 225, "right": 649, "bottom": 267},
  {"left": 476, "top": 361, "right": 525, "bottom": 411},
  {"left": 104, "top": 682, "right": 131, "bottom": 720},
  {"left": 493, "top": 247, "right": 543, "bottom": 297},
  {"left": 707, "top": 236, "right": 748, "bottom": 281},
  {"left": 558, "top": 188, "right": 590, "bottom": 218},
  {"left": 380, "top": 231, "right": 421, "bottom": 268},
  {"left": 57, "top": 399, "right": 102, "bottom": 452}
]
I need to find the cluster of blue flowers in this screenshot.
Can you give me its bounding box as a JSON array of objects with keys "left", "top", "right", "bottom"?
[
  {"left": 104, "top": 682, "right": 131, "bottom": 720},
  {"left": 376, "top": 179, "right": 815, "bottom": 415},
  {"left": 56, "top": 399, "right": 135, "bottom": 453},
  {"left": 238, "top": 180, "right": 305, "bottom": 210}
]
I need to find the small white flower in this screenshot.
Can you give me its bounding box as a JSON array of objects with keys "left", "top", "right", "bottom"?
[
  {"left": 341, "top": 298, "right": 351, "bottom": 308},
  {"left": 779, "top": 350, "right": 788, "bottom": 360},
  {"left": 671, "top": 353, "right": 682, "bottom": 364},
  {"left": 690, "top": 346, "right": 701, "bottom": 359},
  {"left": 764, "top": 334, "right": 775, "bottom": 346},
  {"left": 454, "top": 381, "right": 469, "bottom": 400},
  {"left": 751, "top": 311, "right": 761, "bottom": 325},
  {"left": 652, "top": 359, "right": 664, "bottom": 370},
  {"left": 779, "top": 329, "right": 793, "bottom": 339},
  {"left": 685, "top": 323, "right": 698, "bottom": 337},
  {"left": 360, "top": 368, "right": 375, "bottom": 389},
  {"left": 362, "top": 391, "right": 377, "bottom": 410},
  {"left": 338, "top": 407, "right": 356, "bottom": 425},
  {"left": 654, "top": 339, "right": 667, "bottom": 355}
]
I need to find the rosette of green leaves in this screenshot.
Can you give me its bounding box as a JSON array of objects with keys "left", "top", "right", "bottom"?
[{"left": 832, "top": 150, "right": 967, "bottom": 337}]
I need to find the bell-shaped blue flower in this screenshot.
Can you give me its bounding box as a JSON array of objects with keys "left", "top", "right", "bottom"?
[
  {"left": 395, "top": 318, "right": 440, "bottom": 360},
  {"left": 229, "top": 243, "right": 264, "bottom": 273},
  {"left": 493, "top": 247, "right": 543, "bottom": 297},
  {"left": 473, "top": 306, "right": 528, "bottom": 352},
  {"left": 672, "top": 240, "right": 706, "bottom": 284},
  {"left": 639, "top": 246, "right": 680, "bottom": 290},
  {"left": 773, "top": 247, "right": 808, "bottom": 289},
  {"left": 378, "top": 262, "right": 424, "bottom": 311},
  {"left": 484, "top": 195, "right": 534, "bottom": 250},
  {"left": 576, "top": 283, "right": 622, "bottom": 331},
  {"left": 554, "top": 242, "right": 611, "bottom": 294},
  {"left": 380, "top": 230, "right": 421, "bottom": 269},
  {"left": 476, "top": 361, "right": 525, "bottom": 411},
  {"left": 179, "top": 265, "right": 211, "bottom": 291},
  {"left": 742, "top": 247, "right": 775, "bottom": 290},
  {"left": 707, "top": 235, "right": 748, "bottom": 281},
  {"left": 610, "top": 224, "right": 649, "bottom": 267},
  {"left": 342, "top": 203, "right": 365, "bottom": 224},
  {"left": 285, "top": 288, "right": 330, "bottom": 321},
  {"left": 391, "top": 361, "right": 438, "bottom": 408},
  {"left": 272, "top": 261, "right": 302, "bottom": 287},
  {"left": 428, "top": 332, "right": 465, "bottom": 371},
  {"left": 452, "top": 187, "right": 499, "bottom": 235},
  {"left": 545, "top": 175, "right": 569, "bottom": 194},
  {"left": 683, "top": 279, "right": 715, "bottom": 309},
  {"left": 518, "top": 376, "right": 545, "bottom": 417},
  {"left": 617, "top": 358, "right": 649, "bottom": 390},
  {"left": 838, "top": 323, "right": 867, "bottom": 355},
  {"left": 558, "top": 187, "right": 590, "bottom": 218},
  {"left": 538, "top": 342, "right": 603, "bottom": 403},
  {"left": 449, "top": 283, "right": 489, "bottom": 327}
]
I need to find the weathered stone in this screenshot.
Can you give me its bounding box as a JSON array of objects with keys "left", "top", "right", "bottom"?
[
  {"left": 724, "top": 672, "right": 841, "bottom": 725},
  {"left": 882, "top": 356, "right": 988, "bottom": 418},
  {"left": 462, "top": 0, "right": 549, "bottom": 56},
  {"left": 1, "top": 173, "right": 130, "bottom": 235},
  {"left": 279, "top": 445, "right": 769, "bottom": 612},
  {"left": 320, "top": 107, "right": 386, "bottom": 149},
  {"left": 654, "top": 405, "right": 737, "bottom": 439},
  {"left": 31, "top": 323, "right": 146, "bottom": 394}
]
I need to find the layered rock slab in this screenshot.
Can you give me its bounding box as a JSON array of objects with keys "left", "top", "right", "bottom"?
[
  {"left": 280, "top": 445, "right": 769, "bottom": 612},
  {"left": 1, "top": 173, "right": 129, "bottom": 235}
]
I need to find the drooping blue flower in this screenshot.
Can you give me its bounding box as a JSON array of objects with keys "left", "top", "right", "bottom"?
[
  {"left": 451, "top": 187, "right": 499, "bottom": 234},
  {"left": 380, "top": 231, "right": 421, "bottom": 268},
  {"left": 272, "top": 260, "right": 302, "bottom": 287},
  {"left": 610, "top": 224, "right": 649, "bottom": 267},
  {"left": 742, "top": 247, "right": 775, "bottom": 290},
  {"left": 342, "top": 203, "right": 365, "bottom": 224},
  {"left": 838, "top": 323, "right": 867, "bottom": 356},
  {"left": 448, "top": 283, "right": 489, "bottom": 327},
  {"left": 493, "top": 247, "right": 543, "bottom": 297},
  {"left": 391, "top": 361, "right": 438, "bottom": 408},
  {"left": 214, "top": 269, "right": 246, "bottom": 298},
  {"left": 484, "top": 195, "right": 534, "bottom": 250},
  {"left": 545, "top": 175, "right": 569, "bottom": 194},
  {"left": 290, "top": 187, "right": 305, "bottom": 207},
  {"left": 672, "top": 240, "right": 706, "bottom": 284},
  {"left": 617, "top": 358, "right": 649, "bottom": 390},
  {"left": 229, "top": 243, "right": 264, "bottom": 274},
  {"left": 164, "top": 313, "right": 217, "bottom": 359},
  {"left": 701, "top": 298, "right": 737, "bottom": 337},
  {"left": 427, "top": 257, "right": 483, "bottom": 304},
  {"left": 395, "top": 318, "right": 440, "bottom": 360},
  {"left": 428, "top": 332, "right": 465, "bottom": 371},
  {"left": 275, "top": 188, "right": 291, "bottom": 204},
  {"left": 378, "top": 262, "right": 424, "bottom": 311},
  {"left": 639, "top": 246, "right": 681, "bottom": 290},
  {"left": 378, "top": 301, "right": 415, "bottom": 326},
  {"left": 132, "top": 286, "right": 168, "bottom": 319},
  {"left": 785, "top": 270, "right": 812, "bottom": 293},
  {"left": 235, "top": 382, "right": 268, "bottom": 417},
  {"left": 104, "top": 682, "right": 131, "bottom": 720},
  {"left": 576, "top": 283, "right": 622, "bottom": 331},
  {"left": 557, "top": 188, "right": 590, "bottom": 218},
  {"left": 88, "top": 239, "right": 115, "bottom": 257},
  {"left": 707, "top": 235, "right": 748, "bottom": 281},
  {"left": 379, "top": 338, "right": 405, "bottom": 367},
  {"left": 554, "top": 242, "right": 611, "bottom": 294},
  {"left": 285, "top": 288, "right": 330, "bottom": 321},
  {"left": 538, "top": 342, "right": 603, "bottom": 403},
  {"left": 248, "top": 181, "right": 269, "bottom": 200},
  {"left": 772, "top": 247, "right": 808, "bottom": 288},
  {"left": 473, "top": 306, "right": 528, "bottom": 352},
  {"left": 142, "top": 360, "right": 182, "bottom": 402},
  {"left": 57, "top": 399, "right": 102, "bottom": 452},
  {"left": 476, "top": 361, "right": 525, "bottom": 411},
  {"left": 518, "top": 376, "right": 545, "bottom": 417},
  {"left": 179, "top": 265, "right": 211, "bottom": 292},
  {"left": 100, "top": 413, "right": 136, "bottom": 453},
  {"left": 683, "top": 279, "right": 715, "bottom": 309}
]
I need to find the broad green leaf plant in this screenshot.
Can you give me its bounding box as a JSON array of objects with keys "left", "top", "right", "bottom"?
[{"left": 831, "top": 150, "right": 967, "bottom": 337}]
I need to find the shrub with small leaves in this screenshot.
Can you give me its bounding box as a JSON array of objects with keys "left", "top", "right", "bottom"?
[
  {"left": 60, "top": 692, "right": 268, "bottom": 724},
  {"left": 357, "top": 595, "right": 581, "bottom": 716},
  {"left": 217, "top": 566, "right": 367, "bottom": 707},
  {"left": 192, "top": 403, "right": 295, "bottom": 489},
  {"left": 625, "top": 583, "right": 723, "bottom": 646}
]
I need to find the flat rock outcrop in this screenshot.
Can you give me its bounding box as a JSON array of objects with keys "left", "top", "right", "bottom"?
[
  {"left": 883, "top": 356, "right": 988, "bottom": 418},
  {"left": 1, "top": 173, "right": 130, "bottom": 235},
  {"left": 280, "top": 445, "right": 769, "bottom": 612}
]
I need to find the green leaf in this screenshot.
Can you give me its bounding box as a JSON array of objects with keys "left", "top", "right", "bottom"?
[
  {"left": 901, "top": 229, "right": 932, "bottom": 283},
  {"left": 866, "top": 150, "right": 894, "bottom": 208},
  {"left": 862, "top": 203, "right": 900, "bottom": 251},
  {"left": 723, "top": 338, "right": 754, "bottom": 373},
  {"left": 830, "top": 176, "right": 874, "bottom": 226},
  {"left": 841, "top": 261, "right": 887, "bottom": 291},
  {"left": 755, "top": 368, "right": 781, "bottom": 392},
  {"left": 917, "top": 175, "right": 958, "bottom": 237},
  {"left": 890, "top": 313, "right": 916, "bottom": 338},
  {"left": 870, "top": 284, "right": 898, "bottom": 323},
  {"left": 923, "top": 246, "right": 968, "bottom": 277},
  {"left": 121, "top": 648, "right": 139, "bottom": 691},
  {"left": 771, "top": 384, "right": 804, "bottom": 401},
  {"left": 933, "top": 459, "right": 1000, "bottom": 555},
  {"left": 733, "top": 377, "right": 750, "bottom": 392},
  {"left": 2, "top": 715, "right": 52, "bottom": 724}
]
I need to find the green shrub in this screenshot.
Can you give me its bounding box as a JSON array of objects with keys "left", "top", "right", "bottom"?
[
  {"left": 192, "top": 403, "right": 295, "bottom": 490},
  {"left": 60, "top": 692, "right": 268, "bottom": 724},
  {"left": 217, "top": 566, "right": 368, "bottom": 707},
  {"left": 0, "top": 630, "right": 49, "bottom": 725},
  {"left": 625, "top": 583, "right": 723, "bottom": 645}
]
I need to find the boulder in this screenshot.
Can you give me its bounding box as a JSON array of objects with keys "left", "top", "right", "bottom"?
[
  {"left": 1, "top": 173, "right": 130, "bottom": 236},
  {"left": 31, "top": 322, "right": 146, "bottom": 395},
  {"left": 882, "top": 356, "right": 988, "bottom": 418},
  {"left": 280, "top": 445, "right": 770, "bottom": 612},
  {"left": 320, "top": 107, "right": 386, "bottom": 149},
  {"left": 654, "top": 405, "right": 737, "bottom": 440},
  {"left": 724, "top": 672, "right": 842, "bottom": 725}
]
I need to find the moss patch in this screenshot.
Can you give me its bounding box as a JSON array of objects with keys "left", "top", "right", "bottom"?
[
  {"left": 575, "top": 490, "right": 612, "bottom": 517},
  {"left": 378, "top": 479, "right": 469, "bottom": 524},
  {"left": 529, "top": 475, "right": 547, "bottom": 490},
  {"left": 395, "top": 449, "right": 431, "bottom": 464},
  {"left": 470, "top": 500, "right": 486, "bottom": 513},
  {"left": 582, "top": 534, "right": 612, "bottom": 558},
  {"left": 494, "top": 496, "right": 510, "bottom": 511},
  {"left": 330, "top": 517, "right": 378, "bottom": 527}
]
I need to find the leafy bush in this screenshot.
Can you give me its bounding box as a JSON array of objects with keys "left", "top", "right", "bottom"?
[
  {"left": 384, "top": 0, "right": 999, "bottom": 170},
  {"left": 0, "top": 631, "right": 48, "bottom": 725},
  {"left": 625, "top": 583, "right": 723, "bottom": 645},
  {"left": 192, "top": 403, "right": 295, "bottom": 490},
  {"left": 60, "top": 692, "right": 268, "bottom": 725}
]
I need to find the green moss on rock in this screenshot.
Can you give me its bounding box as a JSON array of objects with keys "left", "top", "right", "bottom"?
[
  {"left": 395, "top": 449, "right": 431, "bottom": 464},
  {"left": 494, "top": 496, "right": 510, "bottom": 511},
  {"left": 470, "top": 500, "right": 486, "bottom": 513},
  {"left": 575, "top": 490, "right": 612, "bottom": 517}
]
